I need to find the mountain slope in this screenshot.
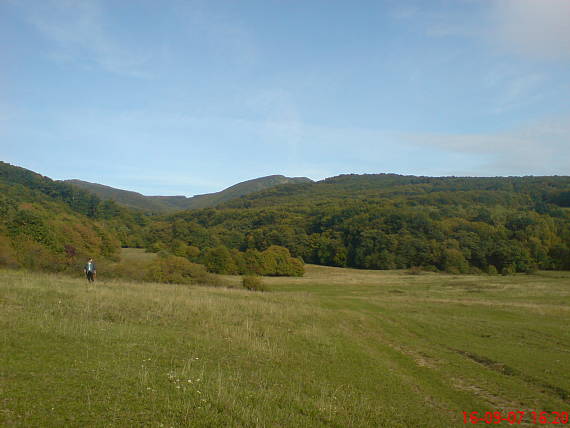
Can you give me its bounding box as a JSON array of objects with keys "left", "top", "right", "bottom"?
[
  {"left": 65, "top": 180, "right": 176, "bottom": 212},
  {"left": 158, "top": 173, "right": 570, "bottom": 273},
  {"left": 182, "top": 175, "right": 313, "bottom": 210},
  {"left": 65, "top": 175, "right": 313, "bottom": 212},
  {"left": 221, "top": 173, "right": 570, "bottom": 209},
  {"left": 0, "top": 162, "right": 124, "bottom": 270}
]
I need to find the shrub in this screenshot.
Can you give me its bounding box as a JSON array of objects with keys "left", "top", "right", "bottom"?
[
  {"left": 12, "top": 238, "right": 66, "bottom": 272},
  {"left": 442, "top": 248, "right": 469, "bottom": 274},
  {"left": 202, "top": 246, "right": 238, "bottom": 274},
  {"left": 0, "top": 234, "right": 19, "bottom": 268},
  {"left": 287, "top": 257, "right": 305, "bottom": 277},
  {"left": 242, "top": 249, "right": 264, "bottom": 275},
  {"left": 260, "top": 245, "right": 304, "bottom": 277},
  {"left": 103, "top": 259, "right": 148, "bottom": 282},
  {"left": 407, "top": 266, "right": 423, "bottom": 275},
  {"left": 146, "top": 255, "right": 218, "bottom": 285},
  {"left": 242, "top": 275, "right": 267, "bottom": 292},
  {"left": 185, "top": 245, "right": 200, "bottom": 261}
]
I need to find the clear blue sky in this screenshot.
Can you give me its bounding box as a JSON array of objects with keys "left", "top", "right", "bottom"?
[{"left": 2, "top": 0, "right": 570, "bottom": 196}]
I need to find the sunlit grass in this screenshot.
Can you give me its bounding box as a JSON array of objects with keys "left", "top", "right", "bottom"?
[{"left": 2, "top": 267, "right": 569, "bottom": 427}]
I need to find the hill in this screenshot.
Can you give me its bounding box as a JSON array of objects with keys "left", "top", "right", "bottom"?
[
  {"left": 151, "top": 173, "right": 570, "bottom": 274},
  {"left": 0, "top": 161, "right": 148, "bottom": 271},
  {"left": 3, "top": 160, "right": 570, "bottom": 276},
  {"left": 65, "top": 175, "right": 313, "bottom": 213},
  {"left": 222, "top": 173, "right": 570, "bottom": 208}
]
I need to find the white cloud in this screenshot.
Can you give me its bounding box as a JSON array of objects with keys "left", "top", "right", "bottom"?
[
  {"left": 421, "top": 0, "right": 570, "bottom": 62},
  {"left": 492, "top": 0, "right": 570, "bottom": 60},
  {"left": 404, "top": 116, "right": 570, "bottom": 175},
  {"left": 488, "top": 72, "right": 546, "bottom": 114},
  {"left": 172, "top": 0, "right": 259, "bottom": 69},
  {"left": 391, "top": 5, "right": 420, "bottom": 20},
  {"left": 25, "top": 0, "right": 151, "bottom": 77}
]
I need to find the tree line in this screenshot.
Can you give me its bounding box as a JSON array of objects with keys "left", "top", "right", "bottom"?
[
  {"left": 2, "top": 162, "right": 569, "bottom": 277},
  {"left": 145, "top": 175, "right": 570, "bottom": 274}
]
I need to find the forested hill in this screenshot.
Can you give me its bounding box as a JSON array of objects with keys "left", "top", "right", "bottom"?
[
  {"left": 65, "top": 175, "right": 313, "bottom": 213},
  {"left": 222, "top": 174, "right": 570, "bottom": 209},
  {"left": 0, "top": 161, "right": 148, "bottom": 270},
  {"left": 2, "top": 160, "right": 570, "bottom": 276},
  {"left": 148, "top": 174, "right": 570, "bottom": 274}
]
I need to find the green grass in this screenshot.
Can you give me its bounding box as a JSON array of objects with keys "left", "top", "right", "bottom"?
[{"left": 2, "top": 266, "right": 570, "bottom": 427}]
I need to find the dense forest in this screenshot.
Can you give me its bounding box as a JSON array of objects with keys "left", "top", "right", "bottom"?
[
  {"left": 65, "top": 175, "right": 312, "bottom": 213},
  {"left": 146, "top": 174, "right": 570, "bottom": 274},
  {"left": 0, "top": 162, "right": 304, "bottom": 278},
  {"left": 2, "top": 161, "right": 569, "bottom": 277},
  {"left": 0, "top": 161, "right": 149, "bottom": 271}
]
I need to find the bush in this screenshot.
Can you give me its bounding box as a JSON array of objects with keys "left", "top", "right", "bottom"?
[
  {"left": 242, "top": 275, "right": 267, "bottom": 292},
  {"left": 242, "top": 249, "right": 264, "bottom": 275},
  {"left": 407, "top": 266, "right": 423, "bottom": 275},
  {"left": 442, "top": 248, "right": 469, "bottom": 274},
  {"left": 146, "top": 255, "right": 224, "bottom": 285},
  {"left": 202, "top": 246, "right": 238, "bottom": 274},
  {"left": 0, "top": 234, "right": 19, "bottom": 268},
  {"left": 200, "top": 245, "right": 304, "bottom": 277},
  {"left": 102, "top": 259, "right": 149, "bottom": 282},
  {"left": 261, "top": 246, "right": 304, "bottom": 277}
]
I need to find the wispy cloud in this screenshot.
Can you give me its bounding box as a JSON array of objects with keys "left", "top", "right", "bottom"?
[
  {"left": 492, "top": 0, "right": 570, "bottom": 61},
  {"left": 173, "top": 0, "right": 259, "bottom": 69},
  {"left": 484, "top": 70, "right": 546, "bottom": 114},
  {"left": 390, "top": 5, "right": 420, "bottom": 21},
  {"left": 24, "top": 0, "right": 151, "bottom": 77},
  {"left": 419, "top": 0, "right": 570, "bottom": 62},
  {"left": 403, "top": 115, "right": 570, "bottom": 175}
]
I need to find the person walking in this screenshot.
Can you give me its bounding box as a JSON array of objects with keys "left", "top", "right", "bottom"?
[{"left": 84, "top": 258, "right": 96, "bottom": 283}]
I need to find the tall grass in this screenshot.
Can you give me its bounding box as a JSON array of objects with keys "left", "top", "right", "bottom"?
[{"left": 2, "top": 267, "right": 570, "bottom": 427}]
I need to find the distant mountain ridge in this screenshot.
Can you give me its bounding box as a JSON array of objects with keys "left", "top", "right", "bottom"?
[
  {"left": 65, "top": 175, "right": 313, "bottom": 212},
  {"left": 3, "top": 160, "right": 570, "bottom": 274}
]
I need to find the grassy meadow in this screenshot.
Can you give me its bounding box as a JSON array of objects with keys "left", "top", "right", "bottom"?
[{"left": 1, "top": 262, "right": 570, "bottom": 427}]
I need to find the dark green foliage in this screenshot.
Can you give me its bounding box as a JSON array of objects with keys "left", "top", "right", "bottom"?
[
  {"left": 202, "top": 246, "right": 238, "bottom": 274},
  {"left": 260, "top": 245, "right": 304, "bottom": 276},
  {"left": 198, "top": 245, "right": 304, "bottom": 276},
  {"left": 146, "top": 174, "right": 570, "bottom": 274},
  {"left": 442, "top": 248, "right": 470, "bottom": 274},
  {"left": 65, "top": 175, "right": 312, "bottom": 212},
  {"left": 3, "top": 162, "right": 570, "bottom": 276},
  {"left": 0, "top": 162, "right": 149, "bottom": 248},
  {"left": 0, "top": 162, "right": 142, "bottom": 272}
]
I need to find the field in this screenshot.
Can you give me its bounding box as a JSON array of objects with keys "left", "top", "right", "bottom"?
[{"left": 1, "top": 265, "right": 570, "bottom": 427}]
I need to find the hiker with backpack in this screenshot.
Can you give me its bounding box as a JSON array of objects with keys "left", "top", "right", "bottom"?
[{"left": 84, "top": 258, "right": 96, "bottom": 283}]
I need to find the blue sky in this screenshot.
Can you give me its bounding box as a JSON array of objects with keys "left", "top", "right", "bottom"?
[{"left": 2, "top": 0, "right": 570, "bottom": 196}]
